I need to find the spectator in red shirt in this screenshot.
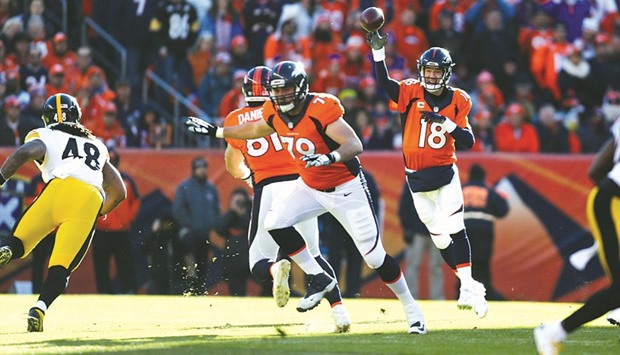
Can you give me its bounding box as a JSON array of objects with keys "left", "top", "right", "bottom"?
[
  {"left": 494, "top": 102, "right": 540, "bottom": 153},
  {"left": 45, "top": 64, "right": 70, "bottom": 96},
  {"left": 42, "top": 32, "right": 77, "bottom": 71},
  {"left": 92, "top": 102, "right": 127, "bottom": 148}
]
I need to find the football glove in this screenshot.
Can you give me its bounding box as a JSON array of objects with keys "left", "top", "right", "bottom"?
[
  {"left": 185, "top": 116, "right": 218, "bottom": 137},
  {"left": 421, "top": 111, "right": 446, "bottom": 124},
  {"left": 301, "top": 153, "right": 336, "bottom": 168},
  {"left": 365, "top": 31, "right": 387, "bottom": 51}
]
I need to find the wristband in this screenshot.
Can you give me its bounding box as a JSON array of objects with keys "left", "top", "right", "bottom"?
[
  {"left": 239, "top": 164, "right": 252, "bottom": 180},
  {"left": 443, "top": 119, "right": 457, "bottom": 133},
  {"left": 371, "top": 47, "right": 386, "bottom": 62},
  {"left": 216, "top": 127, "right": 224, "bottom": 138},
  {"left": 329, "top": 151, "right": 341, "bottom": 163}
]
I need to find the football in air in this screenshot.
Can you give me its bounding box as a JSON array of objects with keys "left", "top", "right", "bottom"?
[{"left": 360, "top": 7, "right": 385, "bottom": 32}]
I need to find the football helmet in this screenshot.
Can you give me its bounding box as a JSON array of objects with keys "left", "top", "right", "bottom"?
[
  {"left": 417, "top": 47, "right": 454, "bottom": 93},
  {"left": 242, "top": 66, "right": 272, "bottom": 103},
  {"left": 41, "top": 93, "right": 82, "bottom": 126},
  {"left": 268, "top": 61, "right": 308, "bottom": 113}
]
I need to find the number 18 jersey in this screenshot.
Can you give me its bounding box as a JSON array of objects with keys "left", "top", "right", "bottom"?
[
  {"left": 392, "top": 79, "right": 472, "bottom": 171},
  {"left": 25, "top": 127, "right": 109, "bottom": 192}
]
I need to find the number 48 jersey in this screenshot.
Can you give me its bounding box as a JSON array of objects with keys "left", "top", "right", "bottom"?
[
  {"left": 25, "top": 127, "right": 109, "bottom": 192},
  {"left": 392, "top": 79, "right": 472, "bottom": 171}
]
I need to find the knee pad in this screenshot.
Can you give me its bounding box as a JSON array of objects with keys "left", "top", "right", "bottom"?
[
  {"left": 362, "top": 244, "right": 387, "bottom": 269},
  {"left": 431, "top": 233, "right": 452, "bottom": 250}
]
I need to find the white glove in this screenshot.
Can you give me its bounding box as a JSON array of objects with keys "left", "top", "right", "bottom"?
[{"left": 301, "top": 153, "right": 337, "bottom": 168}]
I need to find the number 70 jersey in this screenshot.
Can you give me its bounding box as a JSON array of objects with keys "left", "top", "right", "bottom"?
[{"left": 25, "top": 127, "right": 109, "bottom": 191}]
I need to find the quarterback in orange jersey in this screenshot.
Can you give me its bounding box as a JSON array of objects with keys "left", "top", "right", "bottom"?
[
  {"left": 223, "top": 66, "right": 351, "bottom": 333},
  {"left": 187, "top": 61, "right": 427, "bottom": 335},
  {"left": 368, "top": 29, "right": 488, "bottom": 319}
]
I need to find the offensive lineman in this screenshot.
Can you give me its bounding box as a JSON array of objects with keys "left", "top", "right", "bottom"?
[
  {"left": 186, "top": 60, "right": 427, "bottom": 334},
  {"left": 223, "top": 65, "right": 351, "bottom": 332},
  {"left": 0, "top": 93, "right": 126, "bottom": 332},
  {"left": 366, "top": 29, "right": 488, "bottom": 318}
]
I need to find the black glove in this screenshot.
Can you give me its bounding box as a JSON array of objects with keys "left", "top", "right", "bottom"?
[
  {"left": 301, "top": 153, "right": 336, "bottom": 168},
  {"left": 185, "top": 116, "right": 218, "bottom": 137},
  {"left": 365, "top": 31, "right": 387, "bottom": 51},
  {"left": 421, "top": 111, "right": 447, "bottom": 124}
]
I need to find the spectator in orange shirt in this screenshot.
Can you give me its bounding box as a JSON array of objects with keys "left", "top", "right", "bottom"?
[
  {"left": 472, "top": 70, "right": 504, "bottom": 115},
  {"left": 263, "top": 15, "right": 312, "bottom": 70},
  {"left": 93, "top": 148, "right": 140, "bottom": 294},
  {"left": 142, "top": 107, "right": 172, "bottom": 149},
  {"left": 342, "top": 35, "right": 370, "bottom": 89},
  {"left": 42, "top": 32, "right": 77, "bottom": 71},
  {"left": 45, "top": 64, "right": 70, "bottom": 96},
  {"left": 386, "top": 8, "right": 428, "bottom": 75},
  {"left": 92, "top": 102, "right": 127, "bottom": 148},
  {"left": 494, "top": 102, "right": 540, "bottom": 153},
  {"left": 187, "top": 33, "right": 214, "bottom": 89},
  {"left": 471, "top": 110, "right": 495, "bottom": 152},
  {"left": 218, "top": 70, "right": 246, "bottom": 119},
  {"left": 312, "top": 54, "right": 346, "bottom": 96},
  {"left": 310, "top": 14, "right": 343, "bottom": 79},
  {"left": 67, "top": 46, "right": 106, "bottom": 93},
  {"left": 530, "top": 22, "right": 572, "bottom": 102}
]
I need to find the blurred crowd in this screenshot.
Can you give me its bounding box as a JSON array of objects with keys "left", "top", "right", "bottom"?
[{"left": 0, "top": 0, "right": 620, "bottom": 153}]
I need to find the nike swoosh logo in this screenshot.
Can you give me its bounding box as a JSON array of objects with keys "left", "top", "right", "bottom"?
[{"left": 344, "top": 192, "right": 352, "bottom": 197}]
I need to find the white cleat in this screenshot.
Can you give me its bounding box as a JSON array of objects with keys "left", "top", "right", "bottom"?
[
  {"left": 457, "top": 280, "right": 488, "bottom": 318},
  {"left": 331, "top": 304, "right": 351, "bottom": 333},
  {"left": 272, "top": 259, "right": 291, "bottom": 308},
  {"left": 404, "top": 303, "right": 428, "bottom": 334},
  {"left": 533, "top": 324, "right": 563, "bottom": 355},
  {"left": 607, "top": 307, "right": 620, "bottom": 326}
]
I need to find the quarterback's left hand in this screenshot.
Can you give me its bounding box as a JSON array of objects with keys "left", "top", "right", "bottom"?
[
  {"left": 421, "top": 111, "right": 446, "bottom": 124},
  {"left": 301, "top": 153, "right": 336, "bottom": 168}
]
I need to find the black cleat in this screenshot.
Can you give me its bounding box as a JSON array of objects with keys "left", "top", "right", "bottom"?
[
  {"left": 0, "top": 246, "right": 12, "bottom": 268},
  {"left": 27, "top": 307, "right": 44, "bottom": 332},
  {"left": 296, "top": 272, "right": 337, "bottom": 312}
]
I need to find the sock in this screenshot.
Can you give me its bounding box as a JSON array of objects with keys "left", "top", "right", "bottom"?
[
  {"left": 35, "top": 300, "right": 47, "bottom": 313},
  {"left": 251, "top": 259, "right": 273, "bottom": 282},
  {"left": 269, "top": 227, "right": 323, "bottom": 275},
  {"left": 375, "top": 255, "right": 416, "bottom": 307},
  {"left": 546, "top": 321, "right": 567, "bottom": 341},
  {"left": 439, "top": 243, "right": 457, "bottom": 270},
  {"left": 39, "top": 266, "right": 70, "bottom": 308},
  {"left": 456, "top": 265, "right": 473, "bottom": 284},
  {"left": 315, "top": 256, "right": 343, "bottom": 306},
  {"left": 451, "top": 230, "right": 472, "bottom": 269}
]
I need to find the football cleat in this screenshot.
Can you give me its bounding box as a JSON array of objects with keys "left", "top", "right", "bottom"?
[
  {"left": 0, "top": 246, "right": 12, "bottom": 268},
  {"left": 533, "top": 323, "right": 563, "bottom": 355},
  {"left": 331, "top": 304, "right": 351, "bottom": 333},
  {"left": 404, "top": 303, "right": 427, "bottom": 334},
  {"left": 296, "top": 272, "right": 337, "bottom": 312},
  {"left": 272, "top": 259, "right": 291, "bottom": 308},
  {"left": 27, "top": 307, "right": 45, "bottom": 332},
  {"left": 457, "top": 280, "right": 488, "bottom": 318},
  {"left": 607, "top": 307, "right": 620, "bottom": 326},
  {"left": 408, "top": 321, "right": 428, "bottom": 335}
]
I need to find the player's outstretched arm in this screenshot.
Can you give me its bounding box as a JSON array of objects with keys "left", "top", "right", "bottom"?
[
  {"left": 0, "top": 140, "right": 46, "bottom": 187},
  {"left": 225, "top": 145, "right": 253, "bottom": 188},
  {"left": 186, "top": 116, "right": 274, "bottom": 140},
  {"left": 101, "top": 160, "right": 127, "bottom": 215}
]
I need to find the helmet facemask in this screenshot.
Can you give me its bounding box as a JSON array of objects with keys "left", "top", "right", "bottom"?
[
  {"left": 269, "top": 80, "right": 305, "bottom": 113},
  {"left": 417, "top": 47, "right": 454, "bottom": 93}
]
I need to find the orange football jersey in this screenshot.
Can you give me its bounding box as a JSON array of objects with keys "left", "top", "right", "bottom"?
[
  {"left": 224, "top": 104, "right": 298, "bottom": 185},
  {"left": 392, "top": 80, "right": 472, "bottom": 171},
  {"left": 262, "top": 93, "right": 360, "bottom": 190}
]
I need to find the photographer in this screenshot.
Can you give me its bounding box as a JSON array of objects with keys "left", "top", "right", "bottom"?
[{"left": 217, "top": 188, "right": 252, "bottom": 296}]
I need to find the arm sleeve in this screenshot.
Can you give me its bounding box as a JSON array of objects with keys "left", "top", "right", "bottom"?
[
  {"left": 374, "top": 60, "right": 400, "bottom": 103},
  {"left": 450, "top": 126, "right": 475, "bottom": 149}
]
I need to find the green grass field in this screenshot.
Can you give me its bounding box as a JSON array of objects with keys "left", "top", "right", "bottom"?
[{"left": 0, "top": 295, "right": 618, "bottom": 354}]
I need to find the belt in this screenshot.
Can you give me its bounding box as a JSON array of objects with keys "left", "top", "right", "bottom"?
[{"left": 316, "top": 187, "right": 336, "bottom": 193}]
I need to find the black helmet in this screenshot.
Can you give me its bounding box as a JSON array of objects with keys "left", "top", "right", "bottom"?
[
  {"left": 417, "top": 47, "right": 454, "bottom": 92},
  {"left": 242, "top": 66, "right": 271, "bottom": 103},
  {"left": 268, "top": 61, "right": 308, "bottom": 113},
  {"left": 41, "top": 93, "right": 82, "bottom": 126}
]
